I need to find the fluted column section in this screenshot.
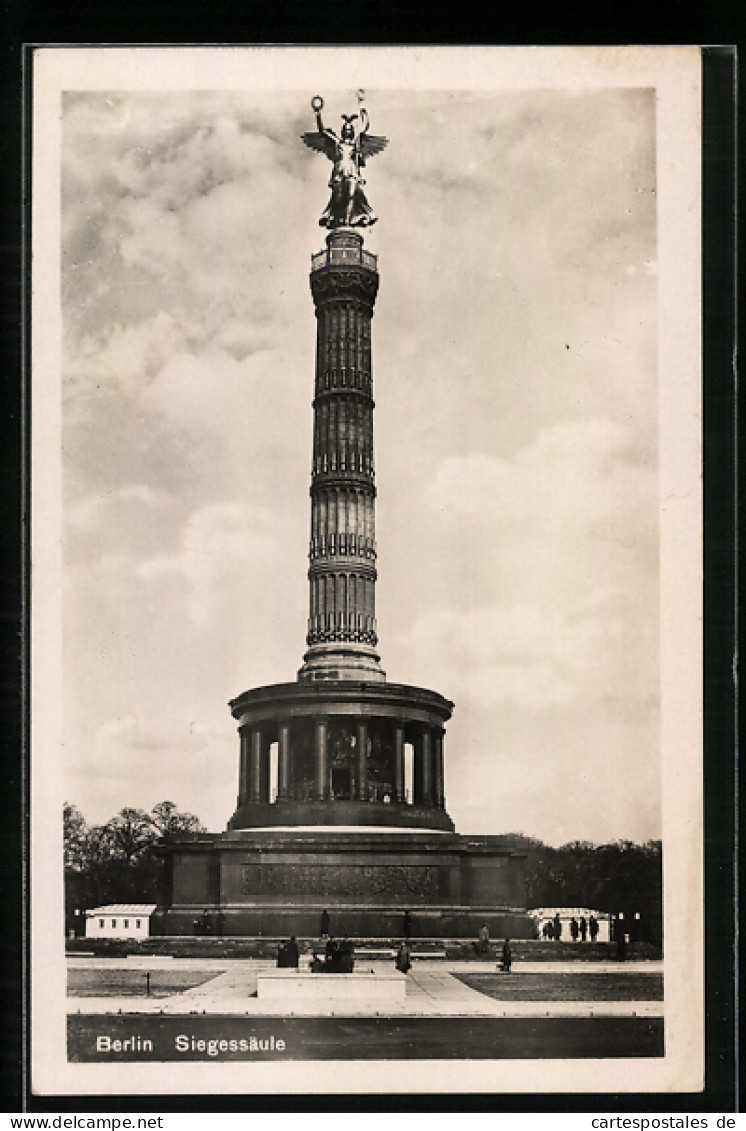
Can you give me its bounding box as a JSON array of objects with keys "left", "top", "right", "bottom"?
[{"left": 300, "top": 229, "right": 385, "bottom": 682}]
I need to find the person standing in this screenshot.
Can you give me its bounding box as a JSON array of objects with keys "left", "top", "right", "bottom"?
[
  {"left": 499, "top": 938, "right": 512, "bottom": 973},
  {"left": 589, "top": 914, "right": 599, "bottom": 942},
  {"left": 324, "top": 935, "right": 334, "bottom": 970},
  {"left": 553, "top": 913, "right": 562, "bottom": 940},
  {"left": 579, "top": 916, "right": 588, "bottom": 942},
  {"left": 478, "top": 922, "right": 490, "bottom": 955},
  {"left": 616, "top": 924, "right": 627, "bottom": 962},
  {"left": 340, "top": 936, "right": 354, "bottom": 972},
  {"left": 286, "top": 935, "right": 300, "bottom": 969},
  {"left": 395, "top": 940, "right": 411, "bottom": 973},
  {"left": 570, "top": 917, "right": 579, "bottom": 942}
]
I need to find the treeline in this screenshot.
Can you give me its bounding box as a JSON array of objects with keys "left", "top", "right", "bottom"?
[
  {"left": 64, "top": 800, "right": 205, "bottom": 933},
  {"left": 496, "top": 833, "right": 663, "bottom": 944}
]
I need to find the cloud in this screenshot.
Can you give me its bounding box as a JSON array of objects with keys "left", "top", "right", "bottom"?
[
  {"left": 390, "top": 577, "right": 649, "bottom": 714},
  {"left": 67, "top": 483, "right": 170, "bottom": 532},
  {"left": 378, "top": 419, "right": 657, "bottom": 643},
  {"left": 133, "top": 499, "right": 299, "bottom": 631},
  {"left": 428, "top": 419, "right": 655, "bottom": 538}
]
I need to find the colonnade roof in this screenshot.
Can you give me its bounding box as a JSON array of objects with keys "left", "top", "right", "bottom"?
[{"left": 229, "top": 679, "right": 454, "bottom": 724}]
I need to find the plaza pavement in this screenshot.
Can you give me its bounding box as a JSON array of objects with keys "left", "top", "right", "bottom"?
[{"left": 66, "top": 956, "right": 663, "bottom": 1020}]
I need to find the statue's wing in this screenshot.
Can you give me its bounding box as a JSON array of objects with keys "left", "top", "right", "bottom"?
[
  {"left": 359, "top": 133, "right": 389, "bottom": 160},
  {"left": 301, "top": 130, "right": 336, "bottom": 159}
]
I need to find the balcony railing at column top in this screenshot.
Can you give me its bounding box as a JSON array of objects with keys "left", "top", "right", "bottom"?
[{"left": 312, "top": 247, "right": 378, "bottom": 272}]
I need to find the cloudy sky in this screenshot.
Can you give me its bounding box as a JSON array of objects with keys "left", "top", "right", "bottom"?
[{"left": 57, "top": 74, "right": 660, "bottom": 845}]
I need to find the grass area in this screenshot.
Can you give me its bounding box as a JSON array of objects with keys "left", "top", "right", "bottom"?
[
  {"left": 453, "top": 971, "right": 663, "bottom": 1002},
  {"left": 67, "top": 968, "right": 221, "bottom": 998}
]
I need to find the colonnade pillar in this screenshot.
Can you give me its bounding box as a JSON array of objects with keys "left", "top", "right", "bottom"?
[
  {"left": 356, "top": 720, "right": 369, "bottom": 801},
  {"left": 394, "top": 724, "right": 405, "bottom": 802},
  {"left": 420, "top": 728, "right": 433, "bottom": 805},
  {"left": 433, "top": 728, "right": 445, "bottom": 808},
  {"left": 315, "top": 718, "right": 329, "bottom": 801},
  {"left": 413, "top": 727, "right": 432, "bottom": 805},
  {"left": 249, "top": 729, "right": 262, "bottom": 804},
  {"left": 277, "top": 723, "right": 291, "bottom": 801},
  {"left": 238, "top": 729, "right": 250, "bottom": 804}
]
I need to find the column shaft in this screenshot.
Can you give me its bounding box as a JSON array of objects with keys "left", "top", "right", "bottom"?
[
  {"left": 433, "top": 729, "right": 444, "bottom": 808},
  {"left": 315, "top": 719, "right": 329, "bottom": 801},
  {"left": 423, "top": 728, "right": 433, "bottom": 805},
  {"left": 250, "top": 729, "right": 262, "bottom": 804},
  {"left": 305, "top": 232, "right": 381, "bottom": 664},
  {"left": 415, "top": 728, "right": 433, "bottom": 806},
  {"left": 239, "top": 730, "right": 250, "bottom": 804},
  {"left": 277, "top": 724, "right": 291, "bottom": 801},
  {"left": 357, "top": 721, "right": 369, "bottom": 801},
  {"left": 394, "top": 725, "right": 405, "bottom": 803}
]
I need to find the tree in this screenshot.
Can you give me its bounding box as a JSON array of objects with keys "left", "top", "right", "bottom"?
[
  {"left": 63, "top": 802, "right": 89, "bottom": 872},
  {"left": 497, "top": 831, "right": 663, "bottom": 946},
  {"left": 94, "top": 807, "right": 155, "bottom": 860},
  {"left": 63, "top": 802, "right": 93, "bottom": 934},
  {"left": 63, "top": 800, "right": 206, "bottom": 925},
  {"left": 149, "top": 800, "right": 204, "bottom": 839}
]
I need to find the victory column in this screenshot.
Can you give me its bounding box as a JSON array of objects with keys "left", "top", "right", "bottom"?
[{"left": 158, "top": 96, "right": 531, "bottom": 939}]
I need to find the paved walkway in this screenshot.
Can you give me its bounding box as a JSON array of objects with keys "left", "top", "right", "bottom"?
[{"left": 67, "top": 958, "right": 663, "bottom": 1019}]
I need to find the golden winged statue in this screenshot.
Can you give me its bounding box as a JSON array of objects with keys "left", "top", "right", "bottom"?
[{"left": 302, "top": 93, "right": 388, "bottom": 228}]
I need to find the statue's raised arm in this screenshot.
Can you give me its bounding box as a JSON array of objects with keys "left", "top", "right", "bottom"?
[{"left": 301, "top": 94, "right": 388, "bottom": 229}]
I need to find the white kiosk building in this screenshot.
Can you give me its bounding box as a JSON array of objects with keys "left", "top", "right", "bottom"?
[{"left": 84, "top": 903, "right": 157, "bottom": 939}]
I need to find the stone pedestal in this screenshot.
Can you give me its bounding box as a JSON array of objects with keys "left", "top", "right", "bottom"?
[
  {"left": 256, "top": 971, "right": 406, "bottom": 1003},
  {"left": 156, "top": 827, "right": 534, "bottom": 939}
]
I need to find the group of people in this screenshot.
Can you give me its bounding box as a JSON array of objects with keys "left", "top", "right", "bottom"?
[
  {"left": 310, "top": 936, "right": 355, "bottom": 973},
  {"left": 541, "top": 914, "right": 599, "bottom": 941},
  {"left": 278, "top": 915, "right": 514, "bottom": 977},
  {"left": 277, "top": 932, "right": 357, "bottom": 972}
]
